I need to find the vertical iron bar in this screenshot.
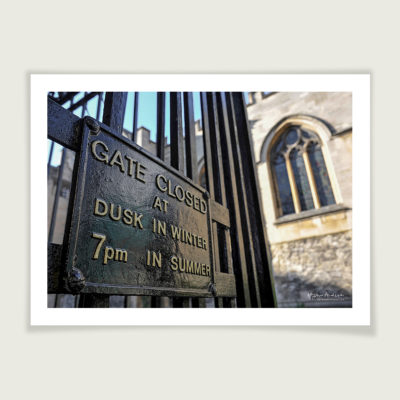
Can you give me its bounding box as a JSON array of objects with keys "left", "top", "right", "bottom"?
[
  {"left": 200, "top": 93, "right": 215, "bottom": 198},
  {"left": 207, "top": 93, "right": 230, "bottom": 306},
  {"left": 170, "top": 92, "right": 184, "bottom": 173},
  {"left": 206, "top": 93, "right": 228, "bottom": 296},
  {"left": 80, "top": 92, "right": 127, "bottom": 308},
  {"left": 200, "top": 92, "right": 218, "bottom": 307},
  {"left": 216, "top": 92, "right": 254, "bottom": 307},
  {"left": 125, "top": 93, "right": 139, "bottom": 307},
  {"left": 191, "top": 298, "right": 199, "bottom": 307},
  {"left": 191, "top": 298, "right": 206, "bottom": 308},
  {"left": 183, "top": 92, "right": 197, "bottom": 309},
  {"left": 151, "top": 297, "right": 161, "bottom": 308},
  {"left": 201, "top": 92, "right": 229, "bottom": 308},
  {"left": 170, "top": 93, "right": 184, "bottom": 307},
  {"left": 81, "top": 92, "right": 87, "bottom": 117},
  {"left": 105, "top": 92, "right": 127, "bottom": 309},
  {"left": 225, "top": 92, "right": 261, "bottom": 307},
  {"left": 183, "top": 92, "right": 198, "bottom": 181},
  {"left": 103, "top": 92, "right": 128, "bottom": 135},
  {"left": 59, "top": 92, "right": 75, "bottom": 307},
  {"left": 231, "top": 93, "right": 276, "bottom": 307},
  {"left": 96, "top": 92, "right": 103, "bottom": 120},
  {"left": 206, "top": 92, "right": 226, "bottom": 205},
  {"left": 48, "top": 148, "right": 67, "bottom": 243},
  {"left": 132, "top": 92, "right": 139, "bottom": 142},
  {"left": 47, "top": 141, "right": 55, "bottom": 176},
  {"left": 156, "top": 92, "right": 166, "bottom": 160},
  {"left": 78, "top": 294, "right": 110, "bottom": 308},
  {"left": 172, "top": 298, "right": 190, "bottom": 307}
]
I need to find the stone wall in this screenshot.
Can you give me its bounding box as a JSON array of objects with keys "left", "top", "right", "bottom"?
[
  {"left": 270, "top": 230, "right": 352, "bottom": 307},
  {"left": 248, "top": 92, "right": 352, "bottom": 245},
  {"left": 248, "top": 92, "right": 352, "bottom": 164}
]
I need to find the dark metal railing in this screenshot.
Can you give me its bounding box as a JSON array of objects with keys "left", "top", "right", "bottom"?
[{"left": 47, "top": 91, "right": 276, "bottom": 308}]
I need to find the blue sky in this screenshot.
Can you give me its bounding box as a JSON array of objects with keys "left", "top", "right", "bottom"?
[
  {"left": 122, "top": 92, "right": 203, "bottom": 142},
  {"left": 48, "top": 92, "right": 249, "bottom": 166}
]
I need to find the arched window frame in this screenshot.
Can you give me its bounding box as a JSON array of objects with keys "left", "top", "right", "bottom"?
[{"left": 260, "top": 115, "right": 342, "bottom": 219}]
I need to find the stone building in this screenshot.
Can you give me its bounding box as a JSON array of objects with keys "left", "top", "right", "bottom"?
[
  {"left": 246, "top": 92, "right": 352, "bottom": 307},
  {"left": 47, "top": 151, "right": 75, "bottom": 245}
]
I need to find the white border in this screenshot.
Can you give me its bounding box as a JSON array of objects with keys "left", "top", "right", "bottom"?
[{"left": 31, "top": 74, "right": 370, "bottom": 325}]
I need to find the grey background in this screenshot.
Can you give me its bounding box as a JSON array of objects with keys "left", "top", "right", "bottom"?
[{"left": 2, "top": 0, "right": 397, "bottom": 399}]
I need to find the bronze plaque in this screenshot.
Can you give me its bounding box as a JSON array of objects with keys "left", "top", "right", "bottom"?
[{"left": 65, "top": 118, "right": 214, "bottom": 297}]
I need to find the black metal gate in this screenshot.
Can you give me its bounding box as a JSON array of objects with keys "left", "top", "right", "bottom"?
[{"left": 47, "top": 91, "right": 276, "bottom": 308}]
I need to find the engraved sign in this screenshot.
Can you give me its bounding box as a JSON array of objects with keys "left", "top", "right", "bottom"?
[{"left": 65, "top": 118, "right": 214, "bottom": 297}]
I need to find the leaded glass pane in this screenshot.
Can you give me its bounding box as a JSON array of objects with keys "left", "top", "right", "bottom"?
[
  {"left": 290, "top": 149, "right": 314, "bottom": 211},
  {"left": 273, "top": 154, "right": 295, "bottom": 215},
  {"left": 285, "top": 129, "right": 298, "bottom": 145},
  {"left": 308, "top": 143, "right": 335, "bottom": 206},
  {"left": 273, "top": 136, "right": 285, "bottom": 153},
  {"left": 302, "top": 130, "right": 310, "bottom": 139},
  {"left": 301, "top": 129, "right": 318, "bottom": 140}
]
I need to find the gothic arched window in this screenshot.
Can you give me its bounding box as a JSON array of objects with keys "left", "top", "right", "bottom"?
[{"left": 270, "top": 126, "right": 336, "bottom": 216}]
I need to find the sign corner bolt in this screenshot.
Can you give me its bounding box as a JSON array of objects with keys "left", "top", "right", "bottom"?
[
  {"left": 85, "top": 116, "right": 100, "bottom": 135},
  {"left": 66, "top": 265, "right": 86, "bottom": 294}
]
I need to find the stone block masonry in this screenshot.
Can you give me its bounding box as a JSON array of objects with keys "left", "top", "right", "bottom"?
[{"left": 270, "top": 230, "right": 352, "bottom": 307}]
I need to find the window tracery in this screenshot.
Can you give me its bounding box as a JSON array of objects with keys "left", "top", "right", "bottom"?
[{"left": 270, "top": 126, "right": 335, "bottom": 216}]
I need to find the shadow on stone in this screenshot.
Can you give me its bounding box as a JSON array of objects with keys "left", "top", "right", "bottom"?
[{"left": 273, "top": 272, "right": 352, "bottom": 308}]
